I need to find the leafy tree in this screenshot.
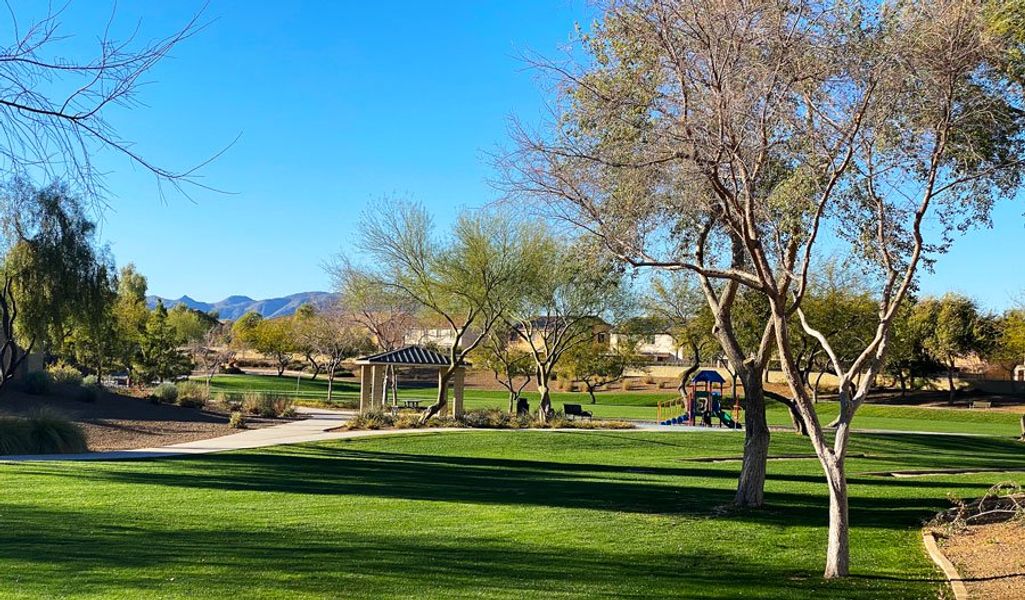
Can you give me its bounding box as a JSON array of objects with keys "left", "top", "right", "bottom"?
[
  {"left": 250, "top": 318, "right": 296, "bottom": 377},
  {"left": 2, "top": 181, "right": 112, "bottom": 352},
  {"left": 354, "top": 201, "right": 530, "bottom": 422},
  {"left": 912, "top": 294, "right": 996, "bottom": 403},
  {"left": 112, "top": 264, "right": 152, "bottom": 384},
  {"left": 475, "top": 325, "right": 533, "bottom": 413},
  {"left": 293, "top": 303, "right": 325, "bottom": 379},
  {"left": 166, "top": 304, "right": 217, "bottom": 346},
  {"left": 505, "top": 235, "right": 627, "bottom": 421},
  {"left": 135, "top": 301, "right": 192, "bottom": 383},
  {"left": 562, "top": 339, "right": 638, "bottom": 404}
]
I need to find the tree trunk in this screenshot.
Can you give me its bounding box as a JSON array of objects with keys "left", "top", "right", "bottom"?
[
  {"left": 508, "top": 390, "right": 517, "bottom": 414},
  {"left": 947, "top": 363, "right": 956, "bottom": 405},
  {"left": 389, "top": 365, "right": 399, "bottom": 406},
  {"left": 538, "top": 383, "right": 552, "bottom": 422},
  {"left": 897, "top": 369, "right": 907, "bottom": 400},
  {"left": 786, "top": 401, "right": 808, "bottom": 436},
  {"left": 823, "top": 456, "right": 850, "bottom": 579},
  {"left": 306, "top": 355, "right": 321, "bottom": 380},
  {"left": 420, "top": 371, "right": 451, "bottom": 423},
  {"left": 813, "top": 370, "right": 825, "bottom": 404},
  {"left": 586, "top": 385, "right": 597, "bottom": 405},
  {"left": 734, "top": 370, "right": 769, "bottom": 508}
]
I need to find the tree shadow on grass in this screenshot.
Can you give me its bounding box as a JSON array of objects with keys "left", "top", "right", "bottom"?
[
  {"left": 0, "top": 503, "right": 942, "bottom": 599},
  {"left": 41, "top": 441, "right": 1003, "bottom": 533}
]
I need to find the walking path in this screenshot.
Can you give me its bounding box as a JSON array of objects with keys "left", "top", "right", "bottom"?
[{"left": 0, "top": 407, "right": 461, "bottom": 462}]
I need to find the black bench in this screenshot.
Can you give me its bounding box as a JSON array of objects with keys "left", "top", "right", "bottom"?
[{"left": 564, "top": 404, "right": 592, "bottom": 421}]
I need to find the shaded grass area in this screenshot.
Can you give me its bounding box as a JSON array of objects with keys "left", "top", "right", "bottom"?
[
  {"left": 0, "top": 431, "right": 1023, "bottom": 598},
  {"left": 203, "top": 374, "right": 1023, "bottom": 435}
]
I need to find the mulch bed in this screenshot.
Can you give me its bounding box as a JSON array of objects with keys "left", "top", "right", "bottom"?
[
  {"left": 941, "top": 521, "right": 1025, "bottom": 599},
  {"left": 0, "top": 387, "right": 279, "bottom": 451},
  {"left": 931, "top": 484, "right": 1025, "bottom": 599}
]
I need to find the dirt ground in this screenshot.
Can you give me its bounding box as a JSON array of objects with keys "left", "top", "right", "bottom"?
[
  {"left": 941, "top": 521, "right": 1025, "bottom": 600},
  {"left": 0, "top": 387, "right": 278, "bottom": 451}
]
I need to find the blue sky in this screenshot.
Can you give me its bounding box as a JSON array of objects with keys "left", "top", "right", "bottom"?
[{"left": 10, "top": 1, "right": 1025, "bottom": 310}]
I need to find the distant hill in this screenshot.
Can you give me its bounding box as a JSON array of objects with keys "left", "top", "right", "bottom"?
[{"left": 146, "top": 292, "right": 340, "bottom": 320}]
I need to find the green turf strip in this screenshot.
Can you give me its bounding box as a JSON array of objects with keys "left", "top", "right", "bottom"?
[{"left": 0, "top": 430, "right": 1022, "bottom": 598}]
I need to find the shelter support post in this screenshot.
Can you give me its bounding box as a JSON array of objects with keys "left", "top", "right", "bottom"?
[
  {"left": 359, "top": 365, "right": 373, "bottom": 414},
  {"left": 371, "top": 365, "right": 387, "bottom": 410}
]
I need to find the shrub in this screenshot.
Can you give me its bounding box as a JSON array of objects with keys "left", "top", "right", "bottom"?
[
  {"left": 151, "top": 382, "right": 178, "bottom": 404},
  {"left": 242, "top": 391, "right": 295, "bottom": 418},
  {"left": 393, "top": 412, "right": 425, "bottom": 429},
  {"left": 460, "top": 408, "right": 513, "bottom": 429},
  {"left": 47, "top": 362, "right": 83, "bottom": 386},
  {"left": 22, "top": 371, "right": 51, "bottom": 395},
  {"left": 228, "top": 411, "right": 246, "bottom": 429},
  {"left": 0, "top": 411, "right": 87, "bottom": 455},
  {"left": 345, "top": 410, "right": 396, "bottom": 430},
  {"left": 74, "top": 382, "right": 100, "bottom": 403},
  {"left": 642, "top": 374, "right": 656, "bottom": 385},
  {"left": 82, "top": 375, "right": 99, "bottom": 387},
  {"left": 176, "top": 381, "right": 209, "bottom": 408}
]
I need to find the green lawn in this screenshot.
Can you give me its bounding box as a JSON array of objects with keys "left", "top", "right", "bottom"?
[
  {"left": 1, "top": 430, "right": 1023, "bottom": 598},
  {"left": 202, "top": 374, "right": 1024, "bottom": 436}
]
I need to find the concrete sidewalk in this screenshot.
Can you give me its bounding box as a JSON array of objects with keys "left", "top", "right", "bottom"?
[{"left": 0, "top": 407, "right": 367, "bottom": 462}]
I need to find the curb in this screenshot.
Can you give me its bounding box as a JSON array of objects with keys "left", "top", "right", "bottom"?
[{"left": 922, "top": 531, "right": 968, "bottom": 600}]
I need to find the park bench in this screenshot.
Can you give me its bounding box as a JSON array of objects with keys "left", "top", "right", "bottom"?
[
  {"left": 970, "top": 400, "right": 992, "bottom": 409},
  {"left": 564, "top": 404, "right": 592, "bottom": 421}
]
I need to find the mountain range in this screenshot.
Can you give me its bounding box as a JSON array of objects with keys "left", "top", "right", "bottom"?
[{"left": 146, "top": 292, "right": 340, "bottom": 320}]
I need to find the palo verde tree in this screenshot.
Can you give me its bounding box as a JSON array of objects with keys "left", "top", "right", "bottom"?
[
  {"left": 353, "top": 201, "right": 530, "bottom": 423},
  {"left": 474, "top": 324, "right": 533, "bottom": 413},
  {"left": 504, "top": 234, "right": 627, "bottom": 422},
  {"left": 507, "top": 0, "right": 1025, "bottom": 577}
]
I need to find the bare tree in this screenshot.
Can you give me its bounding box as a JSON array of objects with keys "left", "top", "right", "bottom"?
[
  {"left": 506, "top": 0, "right": 1025, "bottom": 578},
  {"left": 191, "top": 324, "right": 234, "bottom": 393},
  {"left": 329, "top": 256, "right": 419, "bottom": 404},
  {"left": 0, "top": 3, "right": 222, "bottom": 199},
  {"left": 310, "top": 309, "right": 372, "bottom": 404}
]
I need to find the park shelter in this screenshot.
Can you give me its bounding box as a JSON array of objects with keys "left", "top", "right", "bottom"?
[{"left": 353, "top": 346, "right": 466, "bottom": 417}]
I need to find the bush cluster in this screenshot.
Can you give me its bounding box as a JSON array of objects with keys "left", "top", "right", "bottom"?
[
  {"left": 0, "top": 411, "right": 88, "bottom": 455},
  {"left": 47, "top": 362, "right": 83, "bottom": 386},
  {"left": 175, "top": 381, "right": 209, "bottom": 409},
  {"left": 344, "top": 408, "right": 634, "bottom": 431},
  {"left": 22, "top": 371, "right": 52, "bottom": 396},
  {"left": 151, "top": 382, "right": 178, "bottom": 404},
  {"left": 241, "top": 392, "right": 295, "bottom": 418},
  {"left": 74, "top": 382, "right": 101, "bottom": 403},
  {"left": 228, "top": 411, "right": 246, "bottom": 429}
]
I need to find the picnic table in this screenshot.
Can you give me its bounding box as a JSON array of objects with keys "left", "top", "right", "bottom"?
[{"left": 401, "top": 399, "right": 423, "bottom": 410}]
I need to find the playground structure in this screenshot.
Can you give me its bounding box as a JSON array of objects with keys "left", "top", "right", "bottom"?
[{"left": 657, "top": 369, "right": 742, "bottom": 429}]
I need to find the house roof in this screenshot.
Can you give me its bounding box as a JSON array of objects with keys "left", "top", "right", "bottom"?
[
  {"left": 354, "top": 345, "right": 465, "bottom": 367},
  {"left": 691, "top": 369, "right": 726, "bottom": 384}
]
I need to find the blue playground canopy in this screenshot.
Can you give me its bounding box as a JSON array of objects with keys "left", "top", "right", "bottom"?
[{"left": 691, "top": 369, "right": 726, "bottom": 384}]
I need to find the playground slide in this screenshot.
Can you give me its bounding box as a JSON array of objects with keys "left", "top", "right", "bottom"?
[{"left": 715, "top": 409, "right": 742, "bottom": 429}]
